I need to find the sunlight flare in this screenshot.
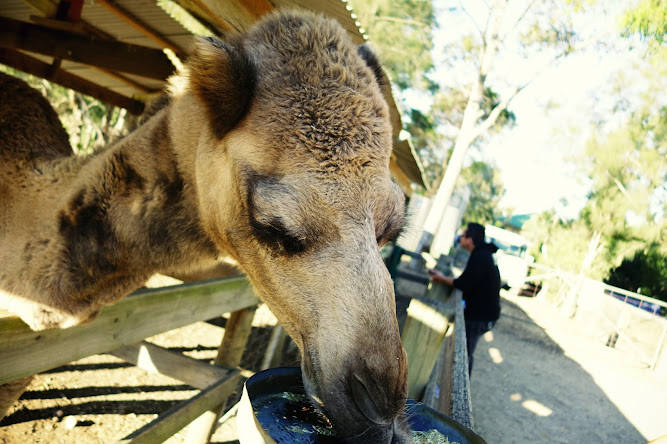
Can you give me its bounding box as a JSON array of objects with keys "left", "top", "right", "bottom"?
[
  {"left": 522, "top": 399, "right": 553, "bottom": 417},
  {"left": 488, "top": 347, "right": 503, "bottom": 364}
]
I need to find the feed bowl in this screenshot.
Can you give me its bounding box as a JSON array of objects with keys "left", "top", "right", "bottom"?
[{"left": 236, "top": 367, "right": 486, "bottom": 443}]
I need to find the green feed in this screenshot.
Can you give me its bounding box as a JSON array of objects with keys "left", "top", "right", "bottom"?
[{"left": 412, "top": 429, "right": 458, "bottom": 444}]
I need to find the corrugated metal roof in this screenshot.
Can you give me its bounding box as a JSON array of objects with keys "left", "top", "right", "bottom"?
[{"left": 0, "top": 0, "right": 426, "bottom": 189}]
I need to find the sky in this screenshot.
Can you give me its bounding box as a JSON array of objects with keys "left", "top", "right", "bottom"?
[{"left": 409, "top": 0, "right": 647, "bottom": 219}]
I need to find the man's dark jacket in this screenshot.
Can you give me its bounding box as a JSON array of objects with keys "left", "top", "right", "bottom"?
[{"left": 453, "top": 243, "right": 501, "bottom": 322}]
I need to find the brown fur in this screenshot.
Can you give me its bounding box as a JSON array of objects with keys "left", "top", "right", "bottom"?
[{"left": 0, "top": 10, "right": 410, "bottom": 442}]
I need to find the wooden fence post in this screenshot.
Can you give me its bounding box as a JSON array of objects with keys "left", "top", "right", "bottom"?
[
  {"left": 401, "top": 298, "right": 453, "bottom": 400},
  {"left": 185, "top": 306, "right": 257, "bottom": 444}
]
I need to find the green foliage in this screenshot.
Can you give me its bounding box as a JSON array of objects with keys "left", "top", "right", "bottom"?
[
  {"left": 481, "top": 88, "right": 516, "bottom": 128},
  {"left": 432, "top": 86, "right": 516, "bottom": 137},
  {"left": 516, "top": 0, "right": 596, "bottom": 54},
  {"left": 347, "top": 0, "right": 435, "bottom": 91},
  {"left": 0, "top": 65, "right": 129, "bottom": 155},
  {"left": 407, "top": 109, "right": 444, "bottom": 186},
  {"left": 606, "top": 245, "right": 667, "bottom": 302},
  {"left": 523, "top": 212, "right": 607, "bottom": 278},
  {"left": 578, "top": 103, "right": 667, "bottom": 266},
  {"left": 459, "top": 161, "right": 505, "bottom": 226},
  {"left": 527, "top": 79, "right": 666, "bottom": 282},
  {"left": 621, "top": 0, "right": 667, "bottom": 45}
]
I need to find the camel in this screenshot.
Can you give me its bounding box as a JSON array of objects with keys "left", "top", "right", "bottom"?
[{"left": 0, "top": 10, "right": 411, "bottom": 443}]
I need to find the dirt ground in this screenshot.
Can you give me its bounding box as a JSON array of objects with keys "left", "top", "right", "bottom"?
[
  {"left": 1, "top": 292, "right": 666, "bottom": 443},
  {"left": 471, "top": 292, "right": 667, "bottom": 444},
  {"left": 0, "top": 305, "right": 291, "bottom": 444}
]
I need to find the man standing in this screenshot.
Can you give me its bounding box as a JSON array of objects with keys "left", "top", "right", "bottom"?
[{"left": 429, "top": 222, "right": 501, "bottom": 376}]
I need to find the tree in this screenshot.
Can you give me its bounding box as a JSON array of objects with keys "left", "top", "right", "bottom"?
[
  {"left": 621, "top": 0, "right": 667, "bottom": 46},
  {"left": 578, "top": 106, "right": 667, "bottom": 265},
  {"left": 574, "top": 32, "right": 667, "bottom": 273},
  {"left": 347, "top": 0, "right": 436, "bottom": 91},
  {"left": 459, "top": 161, "right": 505, "bottom": 226},
  {"left": 347, "top": 1, "right": 518, "bottom": 194},
  {"left": 522, "top": 212, "right": 608, "bottom": 278},
  {"left": 606, "top": 245, "right": 667, "bottom": 302},
  {"left": 421, "top": 0, "right": 621, "bottom": 248}
]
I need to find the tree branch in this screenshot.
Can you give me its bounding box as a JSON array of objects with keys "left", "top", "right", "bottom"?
[
  {"left": 458, "top": 0, "right": 485, "bottom": 41},
  {"left": 482, "top": 1, "right": 494, "bottom": 46},
  {"left": 606, "top": 170, "right": 632, "bottom": 201},
  {"left": 469, "top": 29, "right": 613, "bottom": 141},
  {"left": 374, "top": 16, "right": 429, "bottom": 29},
  {"left": 500, "top": 0, "right": 539, "bottom": 42}
]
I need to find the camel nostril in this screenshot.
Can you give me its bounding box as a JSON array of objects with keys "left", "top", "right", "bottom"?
[{"left": 349, "top": 373, "right": 391, "bottom": 426}]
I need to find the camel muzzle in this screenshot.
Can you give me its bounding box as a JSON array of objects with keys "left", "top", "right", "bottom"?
[{"left": 300, "top": 343, "right": 411, "bottom": 443}]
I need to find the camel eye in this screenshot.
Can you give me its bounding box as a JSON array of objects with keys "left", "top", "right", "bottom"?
[{"left": 250, "top": 217, "right": 307, "bottom": 255}]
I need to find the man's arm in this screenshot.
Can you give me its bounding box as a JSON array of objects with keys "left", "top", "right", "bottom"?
[
  {"left": 452, "top": 253, "right": 482, "bottom": 293},
  {"left": 428, "top": 269, "right": 455, "bottom": 287}
]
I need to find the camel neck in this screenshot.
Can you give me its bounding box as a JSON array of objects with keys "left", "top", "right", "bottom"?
[{"left": 55, "top": 109, "right": 217, "bottom": 282}]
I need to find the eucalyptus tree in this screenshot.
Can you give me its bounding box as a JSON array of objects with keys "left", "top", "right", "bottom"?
[
  {"left": 347, "top": 0, "right": 436, "bottom": 92},
  {"left": 348, "top": 0, "right": 514, "bottom": 206},
  {"left": 422, "top": 0, "right": 622, "bottom": 243},
  {"left": 459, "top": 161, "right": 505, "bottom": 226}
]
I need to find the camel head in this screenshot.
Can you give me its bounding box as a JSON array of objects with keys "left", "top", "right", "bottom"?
[{"left": 172, "top": 10, "right": 411, "bottom": 443}]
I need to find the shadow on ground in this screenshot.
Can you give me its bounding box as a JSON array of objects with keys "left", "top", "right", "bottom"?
[
  {"left": 0, "top": 318, "right": 299, "bottom": 443},
  {"left": 470, "top": 295, "right": 645, "bottom": 444}
]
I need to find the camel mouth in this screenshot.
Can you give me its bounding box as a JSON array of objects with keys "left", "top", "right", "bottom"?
[
  {"left": 242, "top": 367, "right": 416, "bottom": 444},
  {"left": 299, "top": 349, "right": 409, "bottom": 443}
]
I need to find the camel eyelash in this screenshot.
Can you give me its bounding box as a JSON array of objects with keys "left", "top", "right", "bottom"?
[{"left": 250, "top": 216, "right": 307, "bottom": 255}]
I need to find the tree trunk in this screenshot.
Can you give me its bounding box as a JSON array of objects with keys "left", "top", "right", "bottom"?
[{"left": 423, "top": 0, "right": 508, "bottom": 245}]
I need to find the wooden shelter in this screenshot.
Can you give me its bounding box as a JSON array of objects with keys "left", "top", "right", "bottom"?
[{"left": 0, "top": 0, "right": 427, "bottom": 193}]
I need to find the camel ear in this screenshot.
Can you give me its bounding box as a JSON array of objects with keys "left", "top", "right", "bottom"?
[
  {"left": 188, "top": 36, "right": 256, "bottom": 139},
  {"left": 357, "top": 44, "right": 388, "bottom": 88}
]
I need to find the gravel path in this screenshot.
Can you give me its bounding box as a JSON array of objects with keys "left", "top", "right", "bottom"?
[{"left": 470, "top": 292, "right": 667, "bottom": 444}]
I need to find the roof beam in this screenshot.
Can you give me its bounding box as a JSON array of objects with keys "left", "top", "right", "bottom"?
[
  {"left": 94, "top": 0, "right": 185, "bottom": 58},
  {"left": 173, "top": 0, "right": 237, "bottom": 33},
  {"left": 27, "top": 14, "right": 156, "bottom": 94},
  {"left": 0, "top": 16, "right": 175, "bottom": 80},
  {"left": 390, "top": 157, "right": 413, "bottom": 197},
  {"left": 0, "top": 47, "right": 145, "bottom": 114},
  {"left": 20, "top": 0, "right": 58, "bottom": 18}
]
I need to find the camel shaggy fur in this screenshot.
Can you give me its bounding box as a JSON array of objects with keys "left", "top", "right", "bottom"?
[{"left": 0, "top": 10, "right": 411, "bottom": 442}]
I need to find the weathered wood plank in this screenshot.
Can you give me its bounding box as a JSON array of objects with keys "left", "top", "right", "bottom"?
[
  {"left": 421, "top": 322, "right": 455, "bottom": 414},
  {"left": 402, "top": 298, "right": 453, "bottom": 400},
  {"left": 109, "top": 341, "right": 233, "bottom": 390},
  {"left": 121, "top": 369, "right": 241, "bottom": 444},
  {"left": 0, "top": 48, "right": 146, "bottom": 114},
  {"left": 261, "top": 324, "right": 287, "bottom": 370},
  {"left": 449, "top": 290, "right": 474, "bottom": 429},
  {"left": 0, "top": 16, "right": 175, "bottom": 80},
  {"left": 185, "top": 306, "right": 258, "bottom": 443},
  {"left": 215, "top": 307, "right": 257, "bottom": 367},
  {"left": 0, "top": 276, "right": 260, "bottom": 385}
]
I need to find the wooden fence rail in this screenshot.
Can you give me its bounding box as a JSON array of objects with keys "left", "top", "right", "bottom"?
[
  {"left": 0, "top": 276, "right": 261, "bottom": 443},
  {"left": 0, "top": 276, "right": 260, "bottom": 385}
]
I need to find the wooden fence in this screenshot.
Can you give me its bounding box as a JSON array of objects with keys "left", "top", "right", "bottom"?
[
  {"left": 387, "top": 245, "right": 474, "bottom": 429},
  {"left": 0, "top": 276, "right": 261, "bottom": 443}
]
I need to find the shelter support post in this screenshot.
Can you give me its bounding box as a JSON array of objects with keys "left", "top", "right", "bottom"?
[{"left": 185, "top": 306, "right": 258, "bottom": 443}]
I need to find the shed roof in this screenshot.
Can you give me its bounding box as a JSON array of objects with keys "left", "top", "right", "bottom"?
[{"left": 0, "top": 0, "right": 426, "bottom": 191}]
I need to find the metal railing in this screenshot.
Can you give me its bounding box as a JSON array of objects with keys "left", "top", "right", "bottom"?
[{"left": 524, "top": 264, "right": 667, "bottom": 371}]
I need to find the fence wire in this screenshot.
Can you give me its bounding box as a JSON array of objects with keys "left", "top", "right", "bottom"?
[{"left": 526, "top": 264, "right": 667, "bottom": 373}]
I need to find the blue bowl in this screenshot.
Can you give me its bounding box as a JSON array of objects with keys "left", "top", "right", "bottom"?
[{"left": 238, "top": 367, "right": 486, "bottom": 443}]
